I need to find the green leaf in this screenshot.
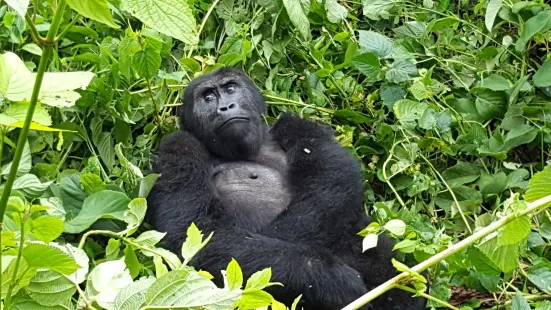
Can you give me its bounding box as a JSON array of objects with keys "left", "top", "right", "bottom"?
[
  {"left": 133, "top": 48, "right": 162, "bottom": 79},
  {"left": 245, "top": 268, "right": 272, "bottom": 290},
  {"left": 1, "top": 140, "right": 31, "bottom": 176},
  {"left": 58, "top": 173, "right": 87, "bottom": 218},
  {"left": 4, "top": 0, "right": 29, "bottom": 18},
  {"left": 29, "top": 216, "right": 64, "bottom": 243},
  {"left": 525, "top": 165, "right": 551, "bottom": 204},
  {"left": 181, "top": 223, "right": 213, "bottom": 265},
  {"left": 64, "top": 190, "right": 131, "bottom": 233},
  {"left": 113, "top": 276, "right": 156, "bottom": 310},
  {"left": 384, "top": 219, "right": 406, "bottom": 236},
  {"left": 485, "top": 0, "right": 502, "bottom": 32},
  {"left": 66, "top": 0, "right": 119, "bottom": 28},
  {"left": 282, "top": 0, "right": 311, "bottom": 40},
  {"left": 386, "top": 59, "right": 418, "bottom": 83},
  {"left": 474, "top": 89, "right": 507, "bottom": 121},
  {"left": 362, "top": 0, "right": 400, "bottom": 20},
  {"left": 534, "top": 58, "right": 551, "bottom": 87},
  {"left": 13, "top": 174, "right": 52, "bottom": 198},
  {"left": 380, "top": 85, "right": 406, "bottom": 109},
  {"left": 511, "top": 291, "right": 531, "bottom": 310},
  {"left": 139, "top": 173, "right": 160, "bottom": 198},
  {"left": 85, "top": 258, "right": 134, "bottom": 309},
  {"left": 226, "top": 259, "right": 243, "bottom": 291},
  {"left": 362, "top": 233, "right": 378, "bottom": 251},
  {"left": 239, "top": 288, "right": 274, "bottom": 309},
  {"left": 134, "top": 230, "right": 166, "bottom": 248},
  {"left": 393, "top": 99, "right": 427, "bottom": 127},
  {"left": 80, "top": 173, "right": 106, "bottom": 195},
  {"left": 476, "top": 74, "right": 510, "bottom": 91},
  {"left": 477, "top": 238, "right": 518, "bottom": 273},
  {"left": 22, "top": 243, "right": 80, "bottom": 275},
  {"left": 351, "top": 52, "right": 381, "bottom": 82},
  {"left": 520, "top": 10, "right": 551, "bottom": 43},
  {"left": 503, "top": 124, "right": 538, "bottom": 150},
  {"left": 26, "top": 270, "right": 76, "bottom": 306},
  {"left": 325, "top": 0, "right": 348, "bottom": 23},
  {"left": 442, "top": 161, "right": 481, "bottom": 188},
  {"left": 498, "top": 216, "right": 531, "bottom": 246},
  {"left": 123, "top": 198, "right": 147, "bottom": 236},
  {"left": 526, "top": 263, "right": 551, "bottom": 292},
  {"left": 121, "top": 0, "right": 198, "bottom": 45},
  {"left": 358, "top": 30, "right": 395, "bottom": 58}
]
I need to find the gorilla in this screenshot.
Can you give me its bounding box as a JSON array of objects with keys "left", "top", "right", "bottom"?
[{"left": 146, "top": 67, "right": 427, "bottom": 310}]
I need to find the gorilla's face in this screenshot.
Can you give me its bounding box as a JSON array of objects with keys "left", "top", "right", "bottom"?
[{"left": 180, "top": 68, "right": 267, "bottom": 160}]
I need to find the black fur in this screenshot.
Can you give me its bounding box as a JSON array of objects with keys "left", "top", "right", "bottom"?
[{"left": 146, "top": 67, "right": 427, "bottom": 310}]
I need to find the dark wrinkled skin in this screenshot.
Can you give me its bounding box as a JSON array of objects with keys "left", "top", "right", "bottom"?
[{"left": 146, "top": 67, "right": 428, "bottom": 310}]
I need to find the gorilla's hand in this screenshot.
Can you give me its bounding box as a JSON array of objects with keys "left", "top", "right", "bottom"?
[{"left": 271, "top": 113, "right": 334, "bottom": 151}]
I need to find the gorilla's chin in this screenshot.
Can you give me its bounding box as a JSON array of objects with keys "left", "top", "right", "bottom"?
[{"left": 207, "top": 122, "right": 265, "bottom": 160}]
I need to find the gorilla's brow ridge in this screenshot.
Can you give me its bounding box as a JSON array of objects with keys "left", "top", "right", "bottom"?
[{"left": 192, "top": 75, "right": 242, "bottom": 100}]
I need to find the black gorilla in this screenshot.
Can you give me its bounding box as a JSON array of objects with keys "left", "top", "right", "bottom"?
[{"left": 146, "top": 67, "right": 427, "bottom": 310}]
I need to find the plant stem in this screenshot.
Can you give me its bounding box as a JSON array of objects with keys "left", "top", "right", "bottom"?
[
  {"left": 4, "top": 214, "right": 26, "bottom": 308},
  {"left": 342, "top": 193, "right": 551, "bottom": 310},
  {"left": 186, "top": 0, "right": 221, "bottom": 58},
  {"left": 395, "top": 285, "right": 460, "bottom": 310}
]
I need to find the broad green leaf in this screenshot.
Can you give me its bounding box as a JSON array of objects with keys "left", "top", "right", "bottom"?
[
  {"left": 239, "top": 288, "right": 274, "bottom": 309},
  {"left": 3, "top": 101, "right": 51, "bottom": 126},
  {"left": 26, "top": 270, "right": 76, "bottom": 306},
  {"left": 358, "top": 30, "right": 394, "bottom": 58},
  {"left": 181, "top": 223, "right": 213, "bottom": 265},
  {"left": 121, "top": 0, "right": 197, "bottom": 45},
  {"left": 0, "top": 52, "right": 33, "bottom": 101},
  {"left": 80, "top": 173, "right": 106, "bottom": 195},
  {"left": 22, "top": 243, "right": 80, "bottom": 275},
  {"left": 113, "top": 276, "right": 156, "bottom": 310},
  {"left": 498, "top": 216, "right": 531, "bottom": 245},
  {"left": 124, "top": 246, "right": 140, "bottom": 279},
  {"left": 351, "top": 52, "right": 381, "bottom": 82},
  {"left": 511, "top": 291, "right": 531, "bottom": 310},
  {"left": 380, "top": 85, "right": 406, "bottom": 109},
  {"left": 477, "top": 238, "right": 518, "bottom": 273},
  {"left": 106, "top": 239, "right": 121, "bottom": 260},
  {"left": 116, "top": 143, "right": 144, "bottom": 179},
  {"left": 476, "top": 74, "right": 510, "bottom": 91},
  {"left": 64, "top": 190, "right": 131, "bottom": 233},
  {"left": 58, "top": 173, "right": 87, "bottom": 218},
  {"left": 133, "top": 48, "right": 162, "bottom": 79},
  {"left": 384, "top": 219, "right": 406, "bottom": 236},
  {"left": 393, "top": 99, "right": 427, "bottom": 127},
  {"left": 86, "top": 258, "right": 134, "bottom": 309},
  {"left": 386, "top": 59, "right": 418, "bottom": 83},
  {"left": 393, "top": 21, "right": 426, "bottom": 39},
  {"left": 504, "top": 124, "right": 538, "bottom": 150},
  {"left": 325, "top": 0, "right": 348, "bottom": 23},
  {"left": 362, "top": 233, "right": 378, "bottom": 252},
  {"left": 123, "top": 198, "right": 147, "bottom": 236},
  {"left": 442, "top": 161, "right": 481, "bottom": 188},
  {"left": 49, "top": 243, "right": 89, "bottom": 285},
  {"left": 21, "top": 43, "right": 43, "bottom": 56},
  {"left": 4, "top": 0, "right": 30, "bottom": 18},
  {"left": 526, "top": 263, "right": 551, "bottom": 292},
  {"left": 520, "top": 10, "right": 551, "bottom": 43},
  {"left": 477, "top": 171, "right": 507, "bottom": 199},
  {"left": 29, "top": 216, "right": 64, "bottom": 243},
  {"left": 525, "top": 165, "right": 551, "bottom": 204},
  {"left": 10, "top": 298, "right": 69, "bottom": 310},
  {"left": 139, "top": 173, "right": 160, "bottom": 198},
  {"left": 534, "top": 58, "right": 551, "bottom": 87},
  {"left": 226, "top": 258, "right": 243, "bottom": 291},
  {"left": 474, "top": 89, "right": 507, "bottom": 121},
  {"left": 134, "top": 230, "right": 166, "bottom": 248},
  {"left": 485, "top": 0, "right": 502, "bottom": 31},
  {"left": 362, "top": 0, "right": 400, "bottom": 20},
  {"left": 283, "top": 0, "right": 311, "bottom": 40},
  {"left": 66, "top": 0, "right": 119, "bottom": 28},
  {"left": 506, "top": 169, "right": 530, "bottom": 190},
  {"left": 245, "top": 268, "right": 272, "bottom": 290},
  {"left": 13, "top": 174, "right": 52, "bottom": 198},
  {"left": 467, "top": 247, "right": 500, "bottom": 275},
  {"left": 1, "top": 140, "right": 31, "bottom": 176}
]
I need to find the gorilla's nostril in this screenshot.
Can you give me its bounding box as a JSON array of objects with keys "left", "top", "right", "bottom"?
[{"left": 250, "top": 173, "right": 258, "bottom": 179}]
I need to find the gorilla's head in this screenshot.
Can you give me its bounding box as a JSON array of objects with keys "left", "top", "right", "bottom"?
[{"left": 179, "top": 67, "right": 267, "bottom": 160}]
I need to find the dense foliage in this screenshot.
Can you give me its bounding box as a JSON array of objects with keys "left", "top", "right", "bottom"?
[{"left": 1, "top": 0, "right": 551, "bottom": 309}]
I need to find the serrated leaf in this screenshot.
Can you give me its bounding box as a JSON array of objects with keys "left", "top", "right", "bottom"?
[
  {"left": 245, "top": 268, "right": 272, "bottom": 290},
  {"left": 386, "top": 59, "right": 418, "bottom": 83},
  {"left": 4, "top": 0, "right": 29, "bottom": 18},
  {"left": 485, "top": 0, "right": 502, "bottom": 32},
  {"left": 64, "top": 190, "right": 131, "bottom": 233},
  {"left": 362, "top": 0, "right": 400, "bottom": 21},
  {"left": 526, "top": 263, "right": 551, "bottom": 292},
  {"left": 133, "top": 48, "right": 162, "bottom": 79},
  {"left": 358, "top": 30, "right": 394, "bottom": 58},
  {"left": 134, "top": 230, "right": 167, "bottom": 248},
  {"left": 124, "top": 198, "right": 147, "bottom": 236},
  {"left": 283, "top": 0, "right": 311, "bottom": 40},
  {"left": 86, "top": 258, "right": 134, "bottom": 309},
  {"left": 80, "top": 173, "right": 106, "bottom": 195},
  {"left": 325, "top": 0, "right": 348, "bottom": 23},
  {"left": 239, "top": 288, "right": 274, "bottom": 308},
  {"left": 58, "top": 173, "right": 87, "bottom": 218},
  {"left": 226, "top": 259, "right": 243, "bottom": 291},
  {"left": 66, "top": 0, "right": 119, "bottom": 28},
  {"left": 181, "top": 223, "right": 213, "bottom": 265},
  {"left": 525, "top": 165, "right": 551, "bottom": 204},
  {"left": 384, "top": 219, "right": 406, "bottom": 236},
  {"left": 511, "top": 291, "right": 531, "bottom": 310},
  {"left": 477, "top": 238, "right": 518, "bottom": 273},
  {"left": 498, "top": 216, "right": 531, "bottom": 245},
  {"left": 534, "top": 58, "right": 551, "bottom": 87},
  {"left": 351, "top": 52, "right": 381, "bottom": 82},
  {"left": 113, "top": 276, "right": 156, "bottom": 310},
  {"left": 362, "top": 233, "right": 378, "bottom": 252},
  {"left": 22, "top": 243, "right": 80, "bottom": 275},
  {"left": 26, "top": 270, "right": 76, "bottom": 306},
  {"left": 29, "top": 216, "right": 64, "bottom": 243},
  {"left": 121, "top": 0, "right": 198, "bottom": 45},
  {"left": 393, "top": 99, "right": 427, "bottom": 127}
]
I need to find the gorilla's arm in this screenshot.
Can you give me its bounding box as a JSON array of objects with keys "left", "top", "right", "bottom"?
[
  {"left": 267, "top": 113, "right": 366, "bottom": 246},
  {"left": 147, "top": 130, "right": 367, "bottom": 308}
]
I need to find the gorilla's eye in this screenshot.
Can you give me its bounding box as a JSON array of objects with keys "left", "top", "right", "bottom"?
[
  {"left": 204, "top": 93, "right": 215, "bottom": 102},
  {"left": 226, "top": 84, "right": 236, "bottom": 93}
]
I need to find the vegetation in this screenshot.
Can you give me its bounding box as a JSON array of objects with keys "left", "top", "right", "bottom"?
[{"left": 0, "top": 0, "right": 551, "bottom": 309}]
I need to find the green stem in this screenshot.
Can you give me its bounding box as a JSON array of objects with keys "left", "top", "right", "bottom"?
[
  {"left": 395, "top": 285, "right": 460, "bottom": 310},
  {"left": 342, "top": 194, "right": 551, "bottom": 310},
  {"left": 4, "top": 214, "right": 26, "bottom": 308},
  {"left": 55, "top": 14, "right": 81, "bottom": 41},
  {"left": 0, "top": 0, "right": 67, "bottom": 224},
  {"left": 186, "top": 0, "right": 221, "bottom": 58}
]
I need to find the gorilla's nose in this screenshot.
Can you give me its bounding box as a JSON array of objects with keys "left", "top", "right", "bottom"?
[{"left": 218, "top": 102, "right": 237, "bottom": 113}]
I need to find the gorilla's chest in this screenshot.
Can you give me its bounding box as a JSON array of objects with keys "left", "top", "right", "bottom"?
[{"left": 212, "top": 138, "right": 291, "bottom": 230}]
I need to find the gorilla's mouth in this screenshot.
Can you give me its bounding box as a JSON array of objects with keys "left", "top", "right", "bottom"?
[{"left": 217, "top": 117, "right": 250, "bottom": 131}]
